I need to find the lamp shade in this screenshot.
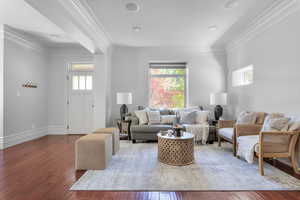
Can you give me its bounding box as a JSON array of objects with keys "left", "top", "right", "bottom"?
[
  {"left": 210, "top": 93, "right": 227, "bottom": 106},
  {"left": 116, "top": 92, "right": 132, "bottom": 104}
]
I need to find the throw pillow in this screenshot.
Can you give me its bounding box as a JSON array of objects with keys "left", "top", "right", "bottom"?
[
  {"left": 195, "top": 111, "right": 209, "bottom": 124},
  {"left": 147, "top": 110, "right": 161, "bottom": 124},
  {"left": 160, "top": 115, "right": 176, "bottom": 124},
  {"left": 269, "top": 117, "right": 290, "bottom": 131},
  {"left": 288, "top": 119, "right": 300, "bottom": 131},
  {"left": 134, "top": 110, "right": 148, "bottom": 125},
  {"left": 159, "top": 109, "right": 171, "bottom": 115},
  {"left": 125, "top": 112, "right": 139, "bottom": 125},
  {"left": 261, "top": 113, "right": 285, "bottom": 131},
  {"left": 180, "top": 111, "right": 197, "bottom": 124},
  {"left": 236, "top": 111, "right": 257, "bottom": 124}
]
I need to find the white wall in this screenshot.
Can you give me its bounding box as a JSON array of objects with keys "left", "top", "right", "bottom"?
[
  {"left": 227, "top": 9, "right": 300, "bottom": 118},
  {"left": 0, "top": 25, "right": 4, "bottom": 149},
  {"left": 227, "top": 9, "right": 300, "bottom": 166},
  {"left": 47, "top": 46, "right": 93, "bottom": 134},
  {"left": 2, "top": 26, "right": 49, "bottom": 148},
  {"left": 110, "top": 45, "right": 227, "bottom": 123},
  {"left": 47, "top": 46, "right": 112, "bottom": 132}
]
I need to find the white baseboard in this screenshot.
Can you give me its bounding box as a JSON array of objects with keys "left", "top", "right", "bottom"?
[
  {"left": 48, "top": 125, "right": 67, "bottom": 135},
  {"left": 0, "top": 137, "right": 3, "bottom": 150},
  {"left": 0, "top": 125, "right": 91, "bottom": 150},
  {"left": 1, "top": 127, "right": 48, "bottom": 149}
]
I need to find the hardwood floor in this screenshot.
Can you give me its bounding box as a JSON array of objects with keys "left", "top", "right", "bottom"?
[{"left": 0, "top": 135, "right": 300, "bottom": 200}]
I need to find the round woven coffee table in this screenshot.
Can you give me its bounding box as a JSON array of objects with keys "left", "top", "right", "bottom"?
[{"left": 157, "top": 132, "right": 194, "bottom": 166}]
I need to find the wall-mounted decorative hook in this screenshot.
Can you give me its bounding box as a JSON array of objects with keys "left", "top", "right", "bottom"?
[{"left": 22, "top": 82, "right": 38, "bottom": 88}]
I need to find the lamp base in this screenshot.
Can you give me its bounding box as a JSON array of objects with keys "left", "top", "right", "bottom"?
[
  {"left": 120, "top": 104, "right": 128, "bottom": 120},
  {"left": 214, "top": 105, "right": 223, "bottom": 121}
]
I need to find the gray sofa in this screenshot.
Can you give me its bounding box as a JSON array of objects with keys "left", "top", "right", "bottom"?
[
  {"left": 127, "top": 109, "right": 176, "bottom": 143},
  {"left": 131, "top": 124, "right": 173, "bottom": 143},
  {"left": 126, "top": 107, "right": 208, "bottom": 143}
]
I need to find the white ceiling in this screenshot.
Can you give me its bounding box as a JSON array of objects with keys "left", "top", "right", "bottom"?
[
  {"left": 0, "top": 0, "right": 75, "bottom": 46},
  {"left": 84, "top": 0, "right": 276, "bottom": 48}
]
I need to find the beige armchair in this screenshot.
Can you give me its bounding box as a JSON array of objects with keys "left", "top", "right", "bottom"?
[
  {"left": 255, "top": 131, "right": 300, "bottom": 176},
  {"left": 217, "top": 112, "right": 266, "bottom": 156},
  {"left": 236, "top": 120, "right": 300, "bottom": 176},
  {"left": 217, "top": 120, "right": 237, "bottom": 155}
]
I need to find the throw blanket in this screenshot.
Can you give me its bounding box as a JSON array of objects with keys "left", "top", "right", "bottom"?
[
  {"left": 237, "top": 135, "right": 259, "bottom": 163},
  {"left": 184, "top": 124, "right": 209, "bottom": 144}
]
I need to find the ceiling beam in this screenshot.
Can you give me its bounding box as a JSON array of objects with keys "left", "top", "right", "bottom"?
[{"left": 25, "top": 0, "right": 111, "bottom": 54}]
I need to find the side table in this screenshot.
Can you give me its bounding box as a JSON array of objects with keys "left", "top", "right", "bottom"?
[
  {"left": 116, "top": 119, "right": 132, "bottom": 140},
  {"left": 208, "top": 125, "right": 217, "bottom": 144}
]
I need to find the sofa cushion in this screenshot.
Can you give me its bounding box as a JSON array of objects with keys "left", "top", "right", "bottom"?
[
  {"left": 125, "top": 113, "right": 139, "bottom": 125},
  {"left": 218, "top": 128, "right": 234, "bottom": 140},
  {"left": 255, "top": 112, "right": 266, "bottom": 125},
  {"left": 147, "top": 110, "right": 161, "bottom": 124},
  {"left": 161, "top": 115, "right": 176, "bottom": 124},
  {"left": 269, "top": 117, "right": 290, "bottom": 131},
  {"left": 286, "top": 116, "right": 300, "bottom": 131},
  {"left": 261, "top": 113, "right": 285, "bottom": 131},
  {"left": 159, "top": 109, "right": 171, "bottom": 115},
  {"left": 131, "top": 124, "right": 172, "bottom": 133},
  {"left": 289, "top": 120, "right": 300, "bottom": 131},
  {"left": 180, "top": 111, "right": 197, "bottom": 124},
  {"left": 195, "top": 111, "right": 209, "bottom": 124},
  {"left": 135, "top": 110, "right": 148, "bottom": 125},
  {"left": 236, "top": 111, "right": 257, "bottom": 124}
]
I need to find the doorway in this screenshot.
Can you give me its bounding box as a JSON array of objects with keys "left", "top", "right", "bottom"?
[{"left": 67, "top": 63, "right": 94, "bottom": 134}]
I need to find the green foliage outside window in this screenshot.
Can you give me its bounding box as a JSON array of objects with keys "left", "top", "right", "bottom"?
[{"left": 150, "top": 69, "right": 186, "bottom": 108}]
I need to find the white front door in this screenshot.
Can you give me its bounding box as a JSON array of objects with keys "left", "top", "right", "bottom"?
[{"left": 67, "top": 70, "right": 94, "bottom": 134}]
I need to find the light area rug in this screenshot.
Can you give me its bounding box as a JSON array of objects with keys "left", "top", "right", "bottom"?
[{"left": 70, "top": 141, "right": 300, "bottom": 191}]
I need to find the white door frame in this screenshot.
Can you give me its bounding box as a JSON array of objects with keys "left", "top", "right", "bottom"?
[{"left": 66, "top": 62, "right": 94, "bottom": 134}]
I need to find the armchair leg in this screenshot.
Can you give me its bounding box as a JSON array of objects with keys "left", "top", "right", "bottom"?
[
  {"left": 233, "top": 147, "right": 237, "bottom": 157},
  {"left": 218, "top": 136, "right": 221, "bottom": 147},
  {"left": 290, "top": 152, "right": 300, "bottom": 174},
  {"left": 233, "top": 141, "right": 237, "bottom": 157},
  {"left": 259, "top": 154, "right": 264, "bottom": 176}
]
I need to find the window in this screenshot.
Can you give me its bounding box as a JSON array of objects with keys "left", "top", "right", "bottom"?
[
  {"left": 72, "top": 75, "right": 93, "bottom": 90},
  {"left": 70, "top": 63, "right": 94, "bottom": 91},
  {"left": 149, "top": 62, "right": 187, "bottom": 108},
  {"left": 71, "top": 63, "right": 94, "bottom": 71},
  {"left": 72, "top": 76, "right": 79, "bottom": 90},
  {"left": 232, "top": 65, "right": 253, "bottom": 87}
]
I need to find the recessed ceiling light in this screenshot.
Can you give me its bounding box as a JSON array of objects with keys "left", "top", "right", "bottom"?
[
  {"left": 208, "top": 26, "right": 217, "bottom": 31},
  {"left": 132, "top": 26, "right": 141, "bottom": 32},
  {"left": 225, "top": 0, "right": 239, "bottom": 9},
  {"left": 125, "top": 2, "right": 140, "bottom": 12}
]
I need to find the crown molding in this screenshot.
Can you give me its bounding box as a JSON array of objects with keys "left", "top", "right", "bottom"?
[
  {"left": 226, "top": 0, "right": 300, "bottom": 53},
  {"left": 2, "top": 25, "right": 47, "bottom": 53},
  {"left": 114, "top": 44, "right": 226, "bottom": 55},
  {"left": 0, "top": 25, "right": 4, "bottom": 41},
  {"left": 57, "top": 0, "right": 111, "bottom": 53}
]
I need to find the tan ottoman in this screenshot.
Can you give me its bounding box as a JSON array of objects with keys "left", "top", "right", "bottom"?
[
  {"left": 93, "top": 127, "right": 120, "bottom": 155},
  {"left": 75, "top": 134, "right": 112, "bottom": 170}
]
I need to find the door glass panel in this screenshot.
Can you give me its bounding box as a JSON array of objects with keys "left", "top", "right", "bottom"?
[
  {"left": 86, "top": 76, "right": 93, "bottom": 90},
  {"left": 79, "top": 76, "right": 86, "bottom": 90},
  {"left": 71, "top": 64, "right": 94, "bottom": 71},
  {"left": 72, "top": 76, "right": 79, "bottom": 90}
]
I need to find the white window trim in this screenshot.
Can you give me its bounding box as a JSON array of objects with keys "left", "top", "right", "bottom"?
[{"left": 232, "top": 65, "right": 254, "bottom": 87}]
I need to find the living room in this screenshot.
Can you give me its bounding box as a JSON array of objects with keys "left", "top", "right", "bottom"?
[{"left": 0, "top": 0, "right": 300, "bottom": 199}]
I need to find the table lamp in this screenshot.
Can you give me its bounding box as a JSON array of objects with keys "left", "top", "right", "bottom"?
[
  {"left": 210, "top": 93, "right": 227, "bottom": 120},
  {"left": 117, "top": 92, "right": 132, "bottom": 120}
]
